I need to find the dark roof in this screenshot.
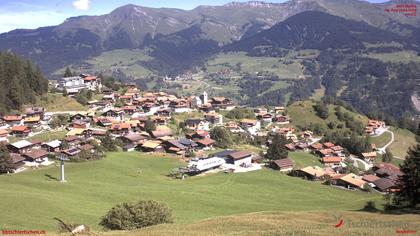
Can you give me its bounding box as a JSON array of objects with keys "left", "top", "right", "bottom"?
[
  {"left": 23, "top": 149, "right": 49, "bottom": 160},
  {"left": 362, "top": 174, "right": 380, "bottom": 183},
  {"left": 62, "top": 148, "right": 81, "bottom": 156},
  {"left": 123, "top": 134, "right": 145, "bottom": 143},
  {"left": 213, "top": 150, "right": 236, "bottom": 158},
  {"left": 166, "top": 140, "right": 188, "bottom": 150},
  {"left": 196, "top": 138, "right": 215, "bottom": 146},
  {"left": 10, "top": 153, "right": 25, "bottom": 163},
  {"left": 273, "top": 158, "right": 294, "bottom": 168},
  {"left": 228, "top": 151, "right": 252, "bottom": 160},
  {"left": 178, "top": 138, "right": 198, "bottom": 147},
  {"left": 373, "top": 178, "right": 396, "bottom": 191},
  {"left": 184, "top": 118, "right": 204, "bottom": 125}
]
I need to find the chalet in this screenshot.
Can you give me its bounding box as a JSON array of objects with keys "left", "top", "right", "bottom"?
[
  {"left": 331, "top": 145, "right": 344, "bottom": 156},
  {"left": 373, "top": 163, "right": 403, "bottom": 179},
  {"left": 274, "top": 106, "right": 285, "bottom": 114},
  {"left": 10, "top": 153, "right": 26, "bottom": 172},
  {"left": 11, "top": 125, "right": 31, "bottom": 137},
  {"left": 23, "top": 116, "right": 41, "bottom": 127},
  {"left": 317, "top": 148, "right": 333, "bottom": 157},
  {"left": 120, "top": 133, "right": 145, "bottom": 147},
  {"left": 239, "top": 119, "right": 260, "bottom": 135},
  {"left": 96, "top": 117, "right": 113, "bottom": 127},
  {"left": 141, "top": 140, "right": 164, "bottom": 152},
  {"left": 272, "top": 158, "right": 294, "bottom": 172},
  {"left": 64, "top": 136, "right": 80, "bottom": 146},
  {"left": 196, "top": 138, "right": 215, "bottom": 149},
  {"left": 170, "top": 99, "right": 191, "bottom": 113},
  {"left": 323, "top": 142, "right": 335, "bottom": 149},
  {"left": 361, "top": 152, "right": 377, "bottom": 162},
  {"left": 210, "top": 97, "right": 234, "bottom": 109},
  {"left": 332, "top": 173, "right": 366, "bottom": 190},
  {"left": 362, "top": 174, "right": 380, "bottom": 184},
  {"left": 204, "top": 112, "right": 223, "bottom": 125},
  {"left": 66, "top": 128, "right": 86, "bottom": 137},
  {"left": 164, "top": 140, "right": 188, "bottom": 154},
  {"left": 155, "top": 108, "right": 172, "bottom": 118},
  {"left": 62, "top": 147, "right": 81, "bottom": 157},
  {"left": 310, "top": 143, "right": 323, "bottom": 151},
  {"left": 23, "top": 149, "right": 50, "bottom": 165},
  {"left": 0, "top": 129, "right": 8, "bottom": 143},
  {"left": 184, "top": 119, "right": 210, "bottom": 131},
  {"left": 373, "top": 178, "right": 398, "bottom": 192},
  {"left": 257, "top": 113, "right": 273, "bottom": 122},
  {"left": 296, "top": 143, "right": 309, "bottom": 152},
  {"left": 25, "top": 107, "right": 44, "bottom": 118},
  {"left": 365, "top": 119, "right": 386, "bottom": 135},
  {"left": 273, "top": 115, "right": 290, "bottom": 124},
  {"left": 101, "top": 109, "right": 125, "bottom": 120},
  {"left": 186, "top": 130, "right": 210, "bottom": 140},
  {"left": 102, "top": 92, "right": 115, "bottom": 103},
  {"left": 42, "top": 140, "right": 62, "bottom": 153},
  {"left": 226, "top": 151, "right": 253, "bottom": 167},
  {"left": 3, "top": 116, "right": 23, "bottom": 126},
  {"left": 151, "top": 130, "right": 173, "bottom": 138},
  {"left": 296, "top": 166, "right": 326, "bottom": 180},
  {"left": 178, "top": 138, "right": 198, "bottom": 149},
  {"left": 119, "top": 95, "right": 134, "bottom": 104},
  {"left": 110, "top": 123, "right": 131, "bottom": 135},
  {"left": 322, "top": 157, "right": 342, "bottom": 167}
]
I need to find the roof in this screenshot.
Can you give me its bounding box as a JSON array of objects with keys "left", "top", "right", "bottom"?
[
  {"left": 240, "top": 119, "right": 257, "bottom": 125},
  {"left": 10, "top": 140, "right": 33, "bottom": 149},
  {"left": 362, "top": 174, "right": 381, "bottom": 183},
  {"left": 24, "top": 116, "right": 41, "bottom": 122},
  {"left": 151, "top": 130, "right": 173, "bottom": 138},
  {"left": 0, "top": 129, "right": 8, "bottom": 136},
  {"left": 142, "top": 140, "right": 162, "bottom": 149},
  {"left": 43, "top": 140, "right": 61, "bottom": 148},
  {"left": 323, "top": 142, "right": 335, "bottom": 148},
  {"left": 3, "top": 115, "right": 22, "bottom": 121},
  {"left": 373, "top": 178, "right": 396, "bottom": 191},
  {"left": 83, "top": 76, "right": 97, "bottom": 81},
  {"left": 228, "top": 151, "right": 252, "bottom": 160},
  {"left": 11, "top": 126, "right": 30, "bottom": 132},
  {"left": 361, "top": 152, "right": 377, "bottom": 158},
  {"left": 273, "top": 158, "right": 294, "bottom": 168},
  {"left": 10, "top": 153, "right": 25, "bottom": 164},
  {"left": 299, "top": 166, "right": 326, "bottom": 177},
  {"left": 62, "top": 148, "right": 81, "bottom": 156},
  {"left": 123, "top": 134, "right": 145, "bottom": 143},
  {"left": 310, "top": 143, "right": 323, "bottom": 150},
  {"left": 64, "top": 135, "right": 78, "bottom": 142},
  {"left": 322, "top": 157, "right": 342, "bottom": 163},
  {"left": 213, "top": 150, "right": 236, "bottom": 158},
  {"left": 340, "top": 174, "right": 366, "bottom": 188},
  {"left": 196, "top": 138, "right": 215, "bottom": 146},
  {"left": 66, "top": 128, "right": 86, "bottom": 136},
  {"left": 178, "top": 138, "right": 198, "bottom": 147},
  {"left": 23, "top": 149, "right": 49, "bottom": 160}
]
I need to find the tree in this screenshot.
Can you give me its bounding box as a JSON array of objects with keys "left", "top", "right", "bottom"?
[
  {"left": 416, "top": 123, "right": 420, "bottom": 143},
  {"left": 266, "top": 134, "right": 289, "bottom": 160},
  {"left": 314, "top": 102, "right": 329, "bottom": 119},
  {"left": 394, "top": 144, "right": 420, "bottom": 207},
  {"left": 0, "top": 144, "right": 14, "bottom": 174},
  {"left": 382, "top": 148, "right": 393, "bottom": 163},
  {"left": 144, "top": 119, "right": 156, "bottom": 134},
  {"left": 100, "top": 133, "right": 118, "bottom": 152},
  {"left": 100, "top": 200, "right": 172, "bottom": 230},
  {"left": 64, "top": 67, "right": 73, "bottom": 77},
  {"left": 210, "top": 126, "right": 233, "bottom": 148}
]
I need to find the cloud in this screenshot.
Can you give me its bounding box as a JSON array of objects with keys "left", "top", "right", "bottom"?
[
  {"left": 0, "top": 11, "right": 69, "bottom": 33},
  {"left": 73, "top": 0, "right": 90, "bottom": 11}
]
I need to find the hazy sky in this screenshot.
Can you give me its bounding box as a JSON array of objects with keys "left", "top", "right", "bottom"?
[{"left": 0, "top": 0, "right": 392, "bottom": 33}]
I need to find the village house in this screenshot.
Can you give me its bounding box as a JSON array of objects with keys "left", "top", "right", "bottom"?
[
  {"left": 272, "top": 158, "right": 294, "bottom": 172},
  {"left": 184, "top": 118, "right": 210, "bottom": 131},
  {"left": 361, "top": 152, "right": 377, "bottom": 162},
  {"left": 57, "top": 74, "right": 102, "bottom": 94},
  {"left": 331, "top": 173, "right": 366, "bottom": 190},
  {"left": 196, "top": 138, "right": 215, "bottom": 150},
  {"left": 61, "top": 147, "right": 82, "bottom": 158},
  {"left": 178, "top": 138, "right": 198, "bottom": 150},
  {"left": 210, "top": 97, "right": 234, "bottom": 110},
  {"left": 120, "top": 133, "right": 145, "bottom": 151},
  {"left": 372, "top": 178, "right": 398, "bottom": 192},
  {"left": 141, "top": 140, "right": 164, "bottom": 152},
  {"left": 23, "top": 116, "right": 41, "bottom": 128},
  {"left": 274, "top": 106, "right": 285, "bottom": 114},
  {"left": 272, "top": 115, "right": 290, "bottom": 124},
  {"left": 42, "top": 140, "right": 62, "bottom": 153},
  {"left": 322, "top": 156, "right": 342, "bottom": 167},
  {"left": 203, "top": 112, "right": 223, "bottom": 125},
  {"left": 225, "top": 151, "right": 253, "bottom": 167},
  {"left": 22, "top": 149, "right": 50, "bottom": 166},
  {"left": 239, "top": 119, "right": 261, "bottom": 135},
  {"left": 295, "top": 166, "right": 327, "bottom": 180},
  {"left": 101, "top": 109, "right": 125, "bottom": 121},
  {"left": 2, "top": 115, "right": 23, "bottom": 126},
  {"left": 164, "top": 140, "right": 188, "bottom": 155},
  {"left": 25, "top": 107, "right": 45, "bottom": 118},
  {"left": 10, "top": 125, "right": 31, "bottom": 137}
]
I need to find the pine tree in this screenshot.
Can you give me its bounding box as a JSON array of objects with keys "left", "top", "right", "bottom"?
[
  {"left": 64, "top": 67, "right": 73, "bottom": 77},
  {"left": 210, "top": 126, "right": 234, "bottom": 148},
  {"left": 0, "top": 144, "right": 15, "bottom": 174},
  {"left": 266, "top": 134, "right": 289, "bottom": 160},
  {"left": 394, "top": 144, "right": 420, "bottom": 207}
]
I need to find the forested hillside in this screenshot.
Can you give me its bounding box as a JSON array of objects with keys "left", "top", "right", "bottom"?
[{"left": 0, "top": 52, "right": 48, "bottom": 113}]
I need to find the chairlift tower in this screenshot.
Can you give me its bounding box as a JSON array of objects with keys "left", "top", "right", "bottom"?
[{"left": 57, "top": 155, "right": 69, "bottom": 182}]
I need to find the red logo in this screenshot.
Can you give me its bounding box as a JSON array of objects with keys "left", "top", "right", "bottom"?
[{"left": 333, "top": 215, "right": 344, "bottom": 228}]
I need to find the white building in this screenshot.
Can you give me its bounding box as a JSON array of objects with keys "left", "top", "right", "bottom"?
[{"left": 57, "top": 75, "right": 102, "bottom": 94}]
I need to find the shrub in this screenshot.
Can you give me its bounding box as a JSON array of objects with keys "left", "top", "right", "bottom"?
[{"left": 100, "top": 200, "right": 172, "bottom": 230}]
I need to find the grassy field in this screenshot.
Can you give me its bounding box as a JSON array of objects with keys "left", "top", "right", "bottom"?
[
  {"left": 287, "top": 100, "right": 369, "bottom": 131},
  {"left": 371, "top": 131, "right": 392, "bottom": 148},
  {"left": 9, "top": 130, "right": 67, "bottom": 144},
  {"left": 388, "top": 127, "right": 417, "bottom": 158},
  {"left": 35, "top": 93, "right": 86, "bottom": 111},
  {"left": 106, "top": 211, "right": 420, "bottom": 236},
  {"left": 0, "top": 152, "right": 385, "bottom": 233},
  {"left": 364, "top": 50, "right": 420, "bottom": 63},
  {"left": 288, "top": 152, "right": 322, "bottom": 168}
]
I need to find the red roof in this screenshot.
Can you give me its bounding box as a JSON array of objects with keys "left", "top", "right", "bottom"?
[
  {"left": 196, "top": 138, "right": 215, "bottom": 146},
  {"left": 3, "top": 116, "right": 22, "bottom": 121},
  {"left": 83, "top": 76, "right": 97, "bottom": 81},
  {"left": 322, "top": 157, "right": 342, "bottom": 163},
  {"left": 323, "top": 142, "right": 335, "bottom": 148},
  {"left": 11, "top": 125, "right": 30, "bottom": 132}
]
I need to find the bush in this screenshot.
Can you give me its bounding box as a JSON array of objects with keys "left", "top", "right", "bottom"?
[{"left": 100, "top": 200, "right": 172, "bottom": 230}]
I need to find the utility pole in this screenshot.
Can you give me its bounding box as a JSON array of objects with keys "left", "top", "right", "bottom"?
[{"left": 57, "top": 155, "right": 69, "bottom": 183}]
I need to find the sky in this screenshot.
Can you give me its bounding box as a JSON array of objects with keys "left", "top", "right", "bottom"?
[{"left": 0, "top": 0, "right": 392, "bottom": 33}]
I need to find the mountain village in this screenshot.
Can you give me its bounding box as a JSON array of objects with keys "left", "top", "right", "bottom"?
[{"left": 0, "top": 73, "right": 403, "bottom": 194}]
